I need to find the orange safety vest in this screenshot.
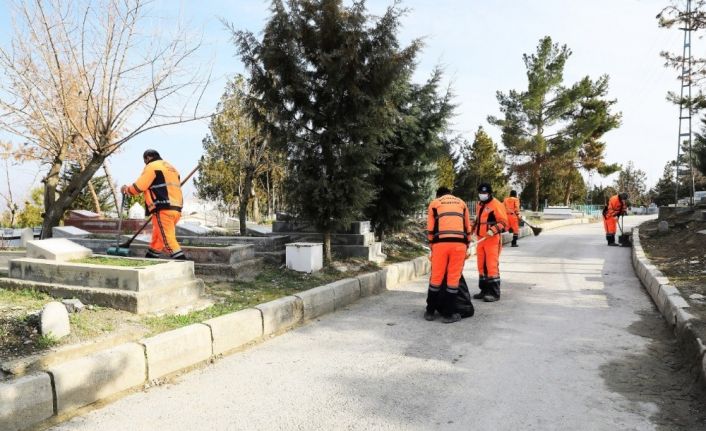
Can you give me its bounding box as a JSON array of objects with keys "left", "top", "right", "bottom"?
[
  {"left": 504, "top": 196, "right": 520, "bottom": 217},
  {"left": 474, "top": 197, "right": 509, "bottom": 237},
  {"left": 127, "top": 160, "right": 183, "bottom": 214},
  {"left": 427, "top": 194, "right": 472, "bottom": 244},
  {"left": 606, "top": 195, "right": 624, "bottom": 218}
]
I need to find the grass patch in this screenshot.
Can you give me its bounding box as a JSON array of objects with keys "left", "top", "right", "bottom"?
[
  {"left": 71, "top": 256, "right": 161, "bottom": 267},
  {"left": 0, "top": 288, "right": 51, "bottom": 308},
  {"left": 143, "top": 262, "right": 378, "bottom": 334},
  {"left": 35, "top": 334, "right": 59, "bottom": 349}
]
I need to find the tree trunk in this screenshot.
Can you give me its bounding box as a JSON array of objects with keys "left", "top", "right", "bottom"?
[
  {"left": 78, "top": 158, "right": 102, "bottom": 216},
  {"left": 533, "top": 165, "right": 541, "bottom": 211},
  {"left": 41, "top": 153, "right": 106, "bottom": 238},
  {"left": 563, "top": 180, "right": 572, "bottom": 206},
  {"left": 323, "top": 230, "right": 332, "bottom": 264},
  {"left": 102, "top": 161, "right": 120, "bottom": 214},
  {"left": 41, "top": 153, "right": 65, "bottom": 238},
  {"left": 238, "top": 170, "right": 255, "bottom": 236}
]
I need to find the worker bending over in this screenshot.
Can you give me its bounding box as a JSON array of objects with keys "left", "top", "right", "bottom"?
[
  {"left": 603, "top": 192, "right": 628, "bottom": 247},
  {"left": 121, "top": 150, "right": 186, "bottom": 260},
  {"left": 425, "top": 187, "right": 473, "bottom": 323},
  {"left": 472, "top": 183, "right": 508, "bottom": 302}
]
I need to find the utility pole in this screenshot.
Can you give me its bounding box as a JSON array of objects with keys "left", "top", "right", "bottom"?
[{"left": 675, "top": 0, "right": 697, "bottom": 206}]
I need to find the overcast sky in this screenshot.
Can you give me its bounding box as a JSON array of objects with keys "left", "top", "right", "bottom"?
[{"left": 0, "top": 0, "right": 687, "bottom": 206}]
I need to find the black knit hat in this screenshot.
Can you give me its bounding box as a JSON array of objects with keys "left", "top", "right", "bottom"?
[
  {"left": 143, "top": 149, "right": 162, "bottom": 161},
  {"left": 478, "top": 183, "right": 493, "bottom": 194}
]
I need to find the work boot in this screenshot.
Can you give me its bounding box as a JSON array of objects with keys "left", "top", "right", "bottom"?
[
  {"left": 511, "top": 235, "right": 518, "bottom": 247},
  {"left": 606, "top": 234, "right": 617, "bottom": 246},
  {"left": 424, "top": 310, "right": 436, "bottom": 321},
  {"left": 145, "top": 249, "right": 162, "bottom": 259},
  {"left": 474, "top": 277, "right": 487, "bottom": 299},
  {"left": 486, "top": 278, "right": 501, "bottom": 301},
  {"left": 442, "top": 313, "right": 462, "bottom": 324},
  {"left": 170, "top": 250, "right": 187, "bottom": 260}
]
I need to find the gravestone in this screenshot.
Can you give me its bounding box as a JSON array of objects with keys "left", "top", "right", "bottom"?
[
  {"left": 658, "top": 221, "right": 669, "bottom": 233},
  {"left": 128, "top": 203, "right": 145, "bottom": 220},
  {"left": 52, "top": 226, "right": 91, "bottom": 239},
  {"left": 19, "top": 228, "right": 34, "bottom": 247},
  {"left": 40, "top": 302, "right": 70, "bottom": 339},
  {"left": 176, "top": 222, "right": 212, "bottom": 236},
  {"left": 26, "top": 238, "right": 92, "bottom": 261}
]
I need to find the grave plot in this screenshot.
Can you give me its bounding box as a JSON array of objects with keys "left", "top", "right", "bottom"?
[
  {"left": 271, "top": 215, "right": 386, "bottom": 263},
  {"left": 70, "top": 238, "right": 262, "bottom": 279},
  {"left": 2, "top": 239, "right": 204, "bottom": 314}
]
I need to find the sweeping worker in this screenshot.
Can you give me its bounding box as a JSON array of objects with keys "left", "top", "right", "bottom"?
[
  {"left": 603, "top": 192, "right": 628, "bottom": 247},
  {"left": 472, "top": 183, "right": 508, "bottom": 302},
  {"left": 425, "top": 187, "right": 473, "bottom": 323},
  {"left": 120, "top": 149, "right": 186, "bottom": 259},
  {"left": 503, "top": 190, "right": 521, "bottom": 247}
]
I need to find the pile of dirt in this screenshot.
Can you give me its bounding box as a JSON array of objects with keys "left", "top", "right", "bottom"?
[
  {"left": 381, "top": 220, "right": 428, "bottom": 263},
  {"left": 640, "top": 211, "right": 706, "bottom": 326}
]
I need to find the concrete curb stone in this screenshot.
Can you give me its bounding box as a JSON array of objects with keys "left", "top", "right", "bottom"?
[
  {"left": 256, "top": 296, "right": 304, "bottom": 336},
  {"left": 48, "top": 342, "right": 146, "bottom": 414},
  {"left": 202, "top": 309, "right": 263, "bottom": 356},
  {"left": 357, "top": 271, "right": 386, "bottom": 297},
  {"left": 294, "top": 285, "right": 335, "bottom": 321},
  {"left": 0, "top": 372, "right": 54, "bottom": 431},
  {"left": 631, "top": 227, "right": 706, "bottom": 387},
  {"left": 331, "top": 278, "right": 361, "bottom": 310},
  {"left": 141, "top": 324, "right": 213, "bottom": 381}
]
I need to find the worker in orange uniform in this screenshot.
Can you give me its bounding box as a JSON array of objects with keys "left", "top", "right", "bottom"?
[
  {"left": 603, "top": 192, "right": 628, "bottom": 246},
  {"left": 472, "top": 183, "right": 508, "bottom": 302},
  {"left": 121, "top": 150, "right": 186, "bottom": 260},
  {"left": 504, "top": 190, "right": 521, "bottom": 247},
  {"left": 425, "top": 187, "right": 473, "bottom": 323}
]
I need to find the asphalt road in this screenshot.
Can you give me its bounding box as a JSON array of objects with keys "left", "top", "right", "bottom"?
[{"left": 51, "top": 216, "right": 706, "bottom": 431}]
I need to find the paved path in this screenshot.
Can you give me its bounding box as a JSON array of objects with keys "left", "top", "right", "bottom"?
[{"left": 52, "top": 216, "right": 706, "bottom": 431}]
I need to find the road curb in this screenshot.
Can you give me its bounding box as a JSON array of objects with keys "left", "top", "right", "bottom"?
[
  {"left": 2, "top": 217, "right": 601, "bottom": 430},
  {"left": 631, "top": 227, "right": 706, "bottom": 385}
]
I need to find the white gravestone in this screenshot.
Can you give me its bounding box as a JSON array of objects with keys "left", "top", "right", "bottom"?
[
  {"left": 40, "top": 302, "right": 71, "bottom": 339},
  {"left": 19, "top": 228, "right": 34, "bottom": 247},
  {"left": 128, "top": 203, "right": 145, "bottom": 220},
  {"left": 26, "top": 238, "right": 92, "bottom": 261},
  {"left": 52, "top": 226, "right": 91, "bottom": 239}
]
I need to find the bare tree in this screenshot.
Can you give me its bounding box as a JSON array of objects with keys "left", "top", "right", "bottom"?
[{"left": 0, "top": 0, "right": 210, "bottom": 237}]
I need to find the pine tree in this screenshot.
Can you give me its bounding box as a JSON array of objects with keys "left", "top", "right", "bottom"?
[
  {"left": 489, "top": 36, "right": 619, "bottom": 210},
  {"left": 232, "top": 0, "right": 420, "bottom": 261},
  {"left": 59, "top": 162, "right": 116, "bottom": 215},
  {"left": 454, "top": 127, "right": 508, "bottom": 202},
  {"left": 650, "top": 162, "right": 677, "bottom": 207},
  {"left": 195, "top": 76, "right": 276, "bottom": 234},
  {"left": 614, "top": 161, "right": 648, "bottom": 207},
  {"left": 365, "top": 69, "right": 454, "bottom": 238}
]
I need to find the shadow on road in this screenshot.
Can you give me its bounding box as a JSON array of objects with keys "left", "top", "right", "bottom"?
[{"left": 599, "top": 306, "right": 706, "bottom": 431}]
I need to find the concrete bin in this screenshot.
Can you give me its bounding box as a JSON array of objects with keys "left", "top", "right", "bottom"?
[{"left": 286, "top": 242, "right": 323, "bottom": 273}]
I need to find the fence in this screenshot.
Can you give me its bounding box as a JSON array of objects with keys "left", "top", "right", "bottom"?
[{"left": 570, "top": 204, "right": 604, "bottom": 217}]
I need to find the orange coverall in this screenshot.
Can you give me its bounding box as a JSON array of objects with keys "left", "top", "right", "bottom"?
[
  {"left": 504, "top": 196, "right": 521, "bottom": 237},
  {"left": 473, "top": 198, "right": 508, "bottom": 298},
  {"left": 427, "top": 194, "right": 472, "bottom": 292},
  {"left": 126, "top": 159, "right": 185, "bottom": 259}
]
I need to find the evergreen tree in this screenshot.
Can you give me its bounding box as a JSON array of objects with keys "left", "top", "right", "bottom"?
[
  {"left": 613, "top": 161, "right": 649, "bottom": 206},
  {"left": 489, "top": 36, "right": 619, "bottom": 210},
  {"left": 454, "top": 127, "right": 508, "bottom": 202},
  {"left": 232, "top": 0, "right": 420, "bottom": 261},
  {"left": 365, "top": 69, "right": 454, "bottom": 238},
  {"left": 59, "top": 162, "right": 116, "bottom": 215},
  {"left": 650, "top": 162, "right": 677, "bottom": 207},
  {"left": 195, "top": 76, "right": 277, "bottom": 234}
]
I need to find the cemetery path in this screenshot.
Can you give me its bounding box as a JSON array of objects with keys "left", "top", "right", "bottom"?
[{"left": 51, "top": 216, "right": 706, "bottom": 431}]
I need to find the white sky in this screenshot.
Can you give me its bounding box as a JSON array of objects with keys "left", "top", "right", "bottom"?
[{"left": 0, "top": 0, "right": 689, "bottom": 207}]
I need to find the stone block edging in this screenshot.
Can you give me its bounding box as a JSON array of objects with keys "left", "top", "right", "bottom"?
[
  {"left": 0, "top": 249, "right": 455, "bottom": 430},
  {"left": 631, "top": 227, "right": 706, "bottom": 384}
]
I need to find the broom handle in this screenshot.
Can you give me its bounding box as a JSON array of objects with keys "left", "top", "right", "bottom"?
[{"left": 120, "top": 165, "right": 200, "bottom": 247}]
